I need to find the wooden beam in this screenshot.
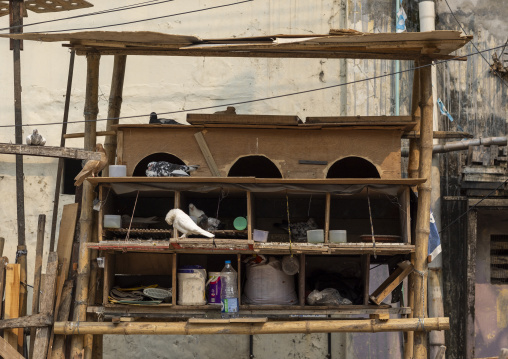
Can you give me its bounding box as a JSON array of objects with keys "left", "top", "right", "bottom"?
[
  {"left": 30, "top": 215, "right": 46, "bottom": 359},
  {"left": 0, "top": 143, "right": 102, "bottom": 160},
  {"left": 63, "top": 130, "right": 116, "bottom": 139},
  {"left": 103, "top": 54, "right": 127, "bottom": 177},
  {"left": 54, "top": 317, "right": 450, "bottom": 335},
  {"left": 32, "top": 253, "right": 58, "bottom": 359},
  {"left": 370, "top": 261, "right": 414, "bottom": 305},
  {"left": 50, "top": 280, "right": 73, "bottom": 359},
  {"left": 4, "top": 263, "right": 20, "bottom": 352},
  {"left": 0, "top": 313, "right": 52, "bottom": 330},
  {"left": 17, "top": 244, "right": 27, "bottom": 352},
  {"left": 0, "top": 335, "right": 24, "bottom": 359},
  {"left": 413, "top": 59, "right": 434, "bottom": 359},
  {"left": 194, "top": 131, "right": 221, "bottom": 177},
  {"left": 403, "top": 131, "right": 473, "bottom": 139}
]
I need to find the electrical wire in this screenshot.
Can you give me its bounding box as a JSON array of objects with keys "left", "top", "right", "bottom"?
[
  {"left": 17, "top": 0, "right": 254, "bottom": 34},
  {"left": 0, "top": 0, "right": 173, "bottom": 32},
  {"left": 0, "top": 43, "right": 505, "bottom": 130},
  {"left": 443, "top": 0, "right": 508, "bottom": 88}
]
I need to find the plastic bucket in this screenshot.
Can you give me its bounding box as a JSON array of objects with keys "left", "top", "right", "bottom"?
[
  {"left": 329, "top": 230, "right": 347, "bottom": 243},
  {"left": 307, "top": 229, "right": 324, "bottom": 243},
  {"left": 177, "top": 266, "right": 206, "bottom": 305}
]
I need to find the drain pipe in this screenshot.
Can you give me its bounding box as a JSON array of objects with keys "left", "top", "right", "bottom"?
[{"left": 419, "top": 2, "right": 445, "bottom": 359}]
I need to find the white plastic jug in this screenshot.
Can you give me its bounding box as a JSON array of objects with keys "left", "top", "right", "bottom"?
[{"left": 177, "top": 266, "right": 207, "bottom": 305}]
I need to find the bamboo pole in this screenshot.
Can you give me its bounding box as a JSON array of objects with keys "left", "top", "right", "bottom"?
[
  {"left": 70, "top": 52, "right": 100, "bottom": 358},
  {"left": 103, "top": 55, "right": 127, "bottom": 177},
  {"left": 55, "top": 318, "right": 449, "bottom": 336},
  {"left": 405, "top": 60, "right": 421, "bottom": 359},
  {"left": 84, "top": 212, "right": 99, "bottom": 359},
  {"left": 49, "top": 50, "right": 75, "bottom": 252},
  {"left": 412, "top": 59, "right": 433, "bottom": 359},
  {"left": 29, "top": 214, "right": 45, "bottom": 359}
]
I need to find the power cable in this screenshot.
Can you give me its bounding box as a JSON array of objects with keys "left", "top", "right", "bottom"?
[
  {"left": 0, "top": 43, "right": 504, "bottom": 129},
  {"left": 443, "top": 0, "right": 508, "bottom": 88},
  {"left": 14, "top": 0, "right": 254, "bottom": 34},
  {"left": 0, "top": 0, "right": 174, "bottom": 32}
]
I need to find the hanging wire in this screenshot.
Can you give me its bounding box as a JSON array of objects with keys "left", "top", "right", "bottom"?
[
  {"left": 125, "top": 190, "right": 140, "bottom": 241},
  {"left": 285, "top": 192, "right": 293, "bottom": 257},
  {"left": 366, "top": 187, "right": 377, "bottom": 259}
]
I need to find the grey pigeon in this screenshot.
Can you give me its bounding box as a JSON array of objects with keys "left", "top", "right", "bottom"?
[
  {"left": 149, "top": 112, "right": 182, "bottom": 125},
  {"left": 146, "top": 161, "right": 199, "bottom": 177}
]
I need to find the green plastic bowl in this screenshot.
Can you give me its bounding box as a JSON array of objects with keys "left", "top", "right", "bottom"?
[{"left": 233, "top": 216, "right": 247, "bottom": 230}]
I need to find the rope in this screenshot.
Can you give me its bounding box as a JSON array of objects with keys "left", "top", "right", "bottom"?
[
  {"left": 125, "top": 190, "right": 140, "bottom": 241},
  {"left": 286, "top": 193, "right": 293, "bottom": 257},
  {"left": 366, "top": 187, "right": 377, "bottom": 259}
]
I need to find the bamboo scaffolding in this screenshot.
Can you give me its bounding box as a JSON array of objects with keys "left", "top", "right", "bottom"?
[
  {"left": 70, "top": 52, "right": 100, "bottom": 358},
  {"left": 54, "top": 317, "right": 449, "bottom": 336},
  {"left": 412, "top": 59, "right": 434, "bottom": 359},
  {"left": 103, "top": 55, "right": 127, "bottom": 177}
]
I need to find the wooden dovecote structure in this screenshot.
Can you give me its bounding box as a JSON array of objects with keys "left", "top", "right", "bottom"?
[{"left": 1, "top": 29, "right": 471, "bottom": 359}]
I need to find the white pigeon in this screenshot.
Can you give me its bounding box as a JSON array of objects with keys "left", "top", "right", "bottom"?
[
  {"left": 165, "top": 208, "right": 214, "bottom": 239},
  {"left": 26, "top": 129, "right": 46, "bottom": 146}
]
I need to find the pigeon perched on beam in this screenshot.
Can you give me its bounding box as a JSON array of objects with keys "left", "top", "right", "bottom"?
[
  {"left": 165, "top": 208, "right": 214, "bottom": 239},
  {"left": 26, "top": 129, "right": 46, "bottom": 146},
  {"left": 74, "top": 143, "right": 108, "bottom": 186},
  {"left": 146, "top": 161, "right": 199, "bottom": 177},
  {"left": 149, "top": 112, "right": 182, "bottom": 125}
]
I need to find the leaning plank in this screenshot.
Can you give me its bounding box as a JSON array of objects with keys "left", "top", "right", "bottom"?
[
  {"left": 0, "top": 313, "right": 52, "bottom": 329},
  {"left": 33, "top": 253, "right": 58, "bottom": 359},
  {"left": 370, "top": 260, "right": 414, "bottom": 305},
  {"left": 50, "top": 280, "right": 73, "bottom": 359},
  {"left": 193, "top": 131, "right": 221, "bottom": 177},
  {"left": 4, "top": 263, "right": 21, "bottom": 352},
  {"left": 0, "top": 257, "right": 8, "bottom": 319},
  {"left": 188, "top": 113, "right": 301, "bottom": 126},
  {"left": 0, "top": 335, "right": 24, "bottom": 359},
  {"left": 0, "top": 143, "right": 101, "bottom": 160}
]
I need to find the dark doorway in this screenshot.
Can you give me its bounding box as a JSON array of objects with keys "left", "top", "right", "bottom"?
[
  {"left": 326, "top": 157, "right": 380, "bottom": 178},
  {"left": 62, "top": 158, "right": 83, "bottom": 194},
  {"left": 228, "top": 156, "right": 282, "bottom": 178},
  {"left": 133, "top": 153, "right": 185, "bottom": 176}
]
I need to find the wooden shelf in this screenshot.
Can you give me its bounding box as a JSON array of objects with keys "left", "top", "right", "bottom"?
[{"left": 88, "top": 240, "right": 414, "bottom": 255}]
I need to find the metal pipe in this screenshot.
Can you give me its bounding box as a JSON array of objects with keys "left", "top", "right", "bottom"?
[{"left": 401, "top": 136, "right": 507, "bottom": 156}]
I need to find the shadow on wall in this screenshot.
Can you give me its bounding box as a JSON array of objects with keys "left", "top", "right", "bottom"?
[
  {"left": 327, "top": 157, "right": 380, "bottom": 178},
  {"left": 228, "top": 155, "right": 282, "bottom": 178},
  {"left": 133, "top": 153, "right": 185, "bottom": 176}
]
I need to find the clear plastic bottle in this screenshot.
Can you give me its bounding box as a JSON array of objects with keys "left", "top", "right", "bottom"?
[{"left": 220, "top": 260, "right": 239, "bottom": 318}]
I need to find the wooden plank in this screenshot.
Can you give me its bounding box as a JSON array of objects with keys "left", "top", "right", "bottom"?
[
  {"left": 103, "top": 253, "right": 115, "bottom": 306},
  {"left": 0, "top": 237, "right": 4, "bottom": 256},
  {"left": 0, "top": 257, "right": 8, "bottom": 319},
  {"left": 63, "top": 130, "right": 116, "bottom": 139},
  {"left": 4, "top": 263, "right": 20, "bottom": 352},
  {"left": 33, "top": 252, "right": 58, "bottom": 359},
  {"left": 434, "top": 345, "right": 446, "bottom": 359},
  {"left": 247, "top": 191, "right": 252, "bottom": 242},
  {"left": 0, "top": 143, "right": 101, "bottom": 160},
  {"left": 56, "top": 204, "right": 79, "bottom": 274},
  {"left": 16, "top": 244, "right": 27, "bottom": 352},
  {"left": 403, "top": 131, "right": 473, "bottom": 139},
  {"left": 306, "top": 115, "right": 413, "bottom": 124},
  {"left": 324, "top": 192, "right": 330, "bottom": 243},
  {"left": 237, "top": 254, "right": 242, "bottom": 306},
  {"left": 172, "top": 253, "right": 177, "bottom": 306},
  {"left": 0, "top": 313, "right": 52, "bottom": 329},
  {"left": 193, "top": 131, "right": 221, "bottom": 177},
  {"left": 0, "top": 335, "right": 24, "bottom": 359},
  {"left": 116, "top": 130, "right": 124, "bottom": 165},
  {"left": 50, "top": 280, "right": 73, "bottom": 359},
  {"left": 187, "top": 113, "right": 301, "bottom": 126},
  {"left": 370, "top": 261, "right": 413, "bottom": 305},
  {"left": 188, "top": 317, "right": 268, "bottom": 324},
  {"left": 29, "top": 214, "right": 45, "bottom": 359},
  {"left": 468, "top": 198, "right": 508, "bottom": 208},
  {"left": 299, "top": 254, "right": 306, "bottom": 306}
]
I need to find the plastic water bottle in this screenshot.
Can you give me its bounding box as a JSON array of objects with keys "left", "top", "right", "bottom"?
[{"left": 220, "top": 260, "right": 239, "bottom": 318}]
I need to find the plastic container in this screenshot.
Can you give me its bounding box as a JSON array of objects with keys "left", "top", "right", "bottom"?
[
  {"left": 253, "top": 229, "right": 269, "bottom": 242},
  {"left": 177, "top": 265, "right": 207, "bottom": 305},
  {"left": 306, "top": 229, "right": 324, "bottom": 243},
  {"left": 206, "top": 272, "right": 221, "bottom": 305},
  {"left": 233, "top": 217, "right": 247, "bottom": 230},
  {"left": 220, "top": 260, "right": 239, "bottom": 318},
  {"left": 109, "top": 165, "right": 127, "bottom": 177},
  {"left": 329, "top": 230, "right": 347, "bottom": 243},
  {"left": 103, "top": 215, "right": 121, "bottom": 229}
]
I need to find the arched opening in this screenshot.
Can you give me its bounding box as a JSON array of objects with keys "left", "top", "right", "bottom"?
[
  {"left": 326, "top": 157, "right": 380, "bottom": 178},
  {"left": 133, "top": 153, "right": 186, "bottom": 176},
  {"left": 228, "top": 155, "right": 282, "bottom": 178}
]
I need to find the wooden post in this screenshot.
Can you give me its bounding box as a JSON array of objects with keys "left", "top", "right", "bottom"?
[
  {"left": 49, "top": 50, "right": 75, "bottom": 252},
  {"left": 0, "top": 237, "right": 4, "bottom": 257},
  {"left": 103, "top": 55, "right": 127, "bottom": 177},
  {"left": 29, "top": 215, "right": 45, "bottom": 359},
  {"left": 4, "top": 263, "right": 20, "bottom": 352},
  {"left": 404, "top": 60, "right": 421, "bottom": 359},
  {"left": 0, "top": 335, "right": 24, "bottom": 359},
  {"left": 70, "top": 51, "right": 100, "bottom": 358},
  {"left": 16, "top": 243, "right": 27, "bottom": 352},
  {"left": 33, "top": 253, "right": 58, "bottom": 359},
  {"left": 84, "top": 213, "right": 100, "bottom": 359},
  {"left": 50, "top": 280, "right": 73, "bottom": 359},
  {"left": 324, "top": 192, "right": 331, "bottom": 243},
  {"left": 412, "top": 59, "right": 433, "bottom": 359},
  {"left": 465, "top": 210, "right": 477, "bottom": 359},
  {"left": 0, "top": 257, "right": 8, "bottom": 319}
]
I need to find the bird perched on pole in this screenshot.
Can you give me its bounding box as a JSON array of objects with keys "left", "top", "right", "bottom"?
[
  {"left": 74, "top": 143, "right": 108, "bottom": 186},
  {"left": 165, "top": 208, "right": 214, "bottom": 239}
]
